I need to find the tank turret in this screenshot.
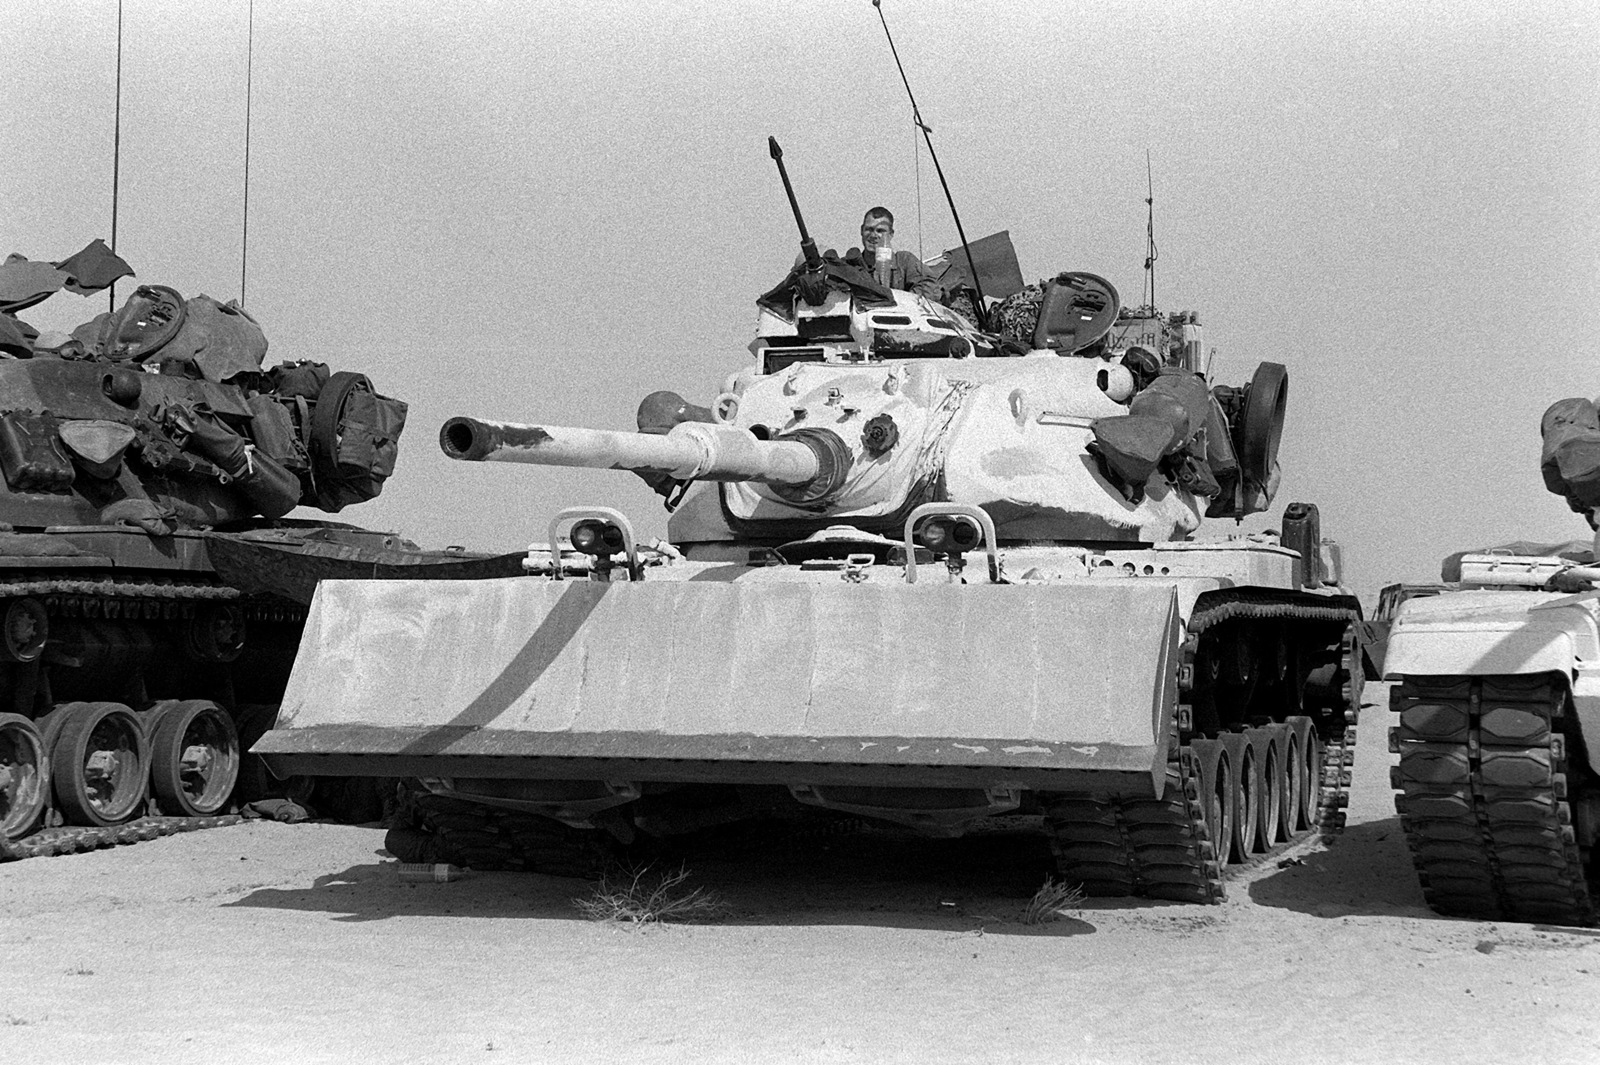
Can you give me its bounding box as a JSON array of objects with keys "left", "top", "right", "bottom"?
[
  {"left": 435, "top": 140, "right": 1284, "bottom": 549},
  {"left": 0, "top": 240, "right": 461, "bottom": 849},
  {"left": 441, "top": 274, "right": 1287, "bottom": 548},
  {"left": 0, "top": 253, "right": 409, "bottom": 532}
]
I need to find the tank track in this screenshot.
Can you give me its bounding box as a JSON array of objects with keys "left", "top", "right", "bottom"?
[
  {"left": 1390, "top": 674, "right": 1597, "bottom": 926},
  {"left": 1048, "top": 593, "right": 1361, "bottom": 903},
  {"left": 1317, "top": 626, "right": 1361, "bottom": 837},
  {"left": 0, "top": 814, "right": 242, "bottom": 860},
  {"left": 0, "top": 572, "right": 304, "bottom": 625},
  {"left": 0, "top": 574, "right": 239, "bottom": 599},
  {"left": 1207, "top": 595, "right": 1361, "bottom": 850},
  {"left": 1045, "top": 755, "right": 1222, "bottom": 903},
  {"left": 0, "top": 574, "right": 306, "bottom": 855},
  {"left": 385, "top": 790, "right": 615, "bottom": 878}
]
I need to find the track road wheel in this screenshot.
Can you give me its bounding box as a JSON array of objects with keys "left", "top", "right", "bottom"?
[
  {"left": 1220, "top": 733, "right": 1258, "bottom": 863},
  {"left": 147, "top": 700, "right": 240, "bottom": 817},
  {"left": 1246, "top": 726, "right": 1285, "bottom": 850},
  {"left": 1189, "top": 739, "right": 1234, "bottom": 868},
  {"left": 0, "top": 713, "right": 48, "bottom": 840},
  {"left": 50, "top": 702, "right": 149, "bottom": 826},
  {"left": 1280, "top": 726, "right": 1302, "bottom": 841},
  {"left": 1286, "top": 716, "right": 1320, "bottom": 832}
]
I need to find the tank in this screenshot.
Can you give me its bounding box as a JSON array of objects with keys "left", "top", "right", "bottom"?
[
  {"left": 1382, "top": 400, "right": 1600, "bottom": 926},
  {"left": 0, "top": 242, "right": 525, "bottom": 854},
  {"left": 256, "top": 235, "right": 1366, "bottom": 902}
]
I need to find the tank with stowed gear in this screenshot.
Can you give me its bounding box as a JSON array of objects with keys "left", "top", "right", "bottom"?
[
  {"left": 1381, "top": 397, "right": 1600, "bottom": 926},
  {"left": 0, "top": 242, "right": 527, "bottom": 853},
  {"left": 256, "top": 226, "right": 1367, "bottom": 902}
]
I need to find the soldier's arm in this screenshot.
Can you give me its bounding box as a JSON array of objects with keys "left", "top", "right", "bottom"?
[{"left": 899, "top": 253, "right": 941, "bottom": 300}]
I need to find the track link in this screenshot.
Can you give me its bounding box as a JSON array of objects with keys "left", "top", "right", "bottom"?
[
  {"left": 1390, "top": 674, "right": 1596, "bottom": 926},
  {"left": 1047, "top": 753, "right": 1222, "bottom": 903},
  {"left": 1047, "top": 592, "right": 1361, "bottom": 903},
  {"left": 0, "top": 814, "right": 242, "bottom": 860},
  {"left": 1319, "top": 722, "right": 1356, "bottom": 837}
]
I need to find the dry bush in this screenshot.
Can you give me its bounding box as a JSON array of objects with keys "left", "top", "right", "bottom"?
[
  {"left": 1022, "top": 876, "right": 1085, "bottom": 924},
  {"left": 573, "top": 863, "right": 727, "bottom": 924}
]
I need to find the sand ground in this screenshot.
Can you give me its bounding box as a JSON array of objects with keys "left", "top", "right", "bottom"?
[{"left": 2, "top": 687, "right": 1598, "bottom": 1065}]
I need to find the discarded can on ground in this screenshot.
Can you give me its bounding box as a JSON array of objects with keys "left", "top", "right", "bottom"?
[{"left": 397, "top": 862, "right": 466, "bottom": 883}]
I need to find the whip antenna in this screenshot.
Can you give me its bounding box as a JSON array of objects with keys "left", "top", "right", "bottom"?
[
  {"left": 912, "top": 122, "right": 923, "bottom": 259},
  {"left": 109, "top": 0, "right": 124, "bottom": 312},
  {"left": 240, "top": 0, "right": 255, "bottom": 307},
  {"left": 872, "top": 0, "right": 988, "bottom": 330},
  {"left": 1144, "top": 149, "right": 1158, "bottom": 310}
]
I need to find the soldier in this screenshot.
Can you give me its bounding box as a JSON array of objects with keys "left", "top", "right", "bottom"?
[{"left": 854, "top": 207, "right": 941, "bottom": 300}]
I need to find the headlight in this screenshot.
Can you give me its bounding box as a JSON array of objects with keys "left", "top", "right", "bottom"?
[
  {"left": 569, "top": 520, "right": 626, "bottom": 556},
  {"left": 915, "top": 515, "right": 982, "bottom": 553}
]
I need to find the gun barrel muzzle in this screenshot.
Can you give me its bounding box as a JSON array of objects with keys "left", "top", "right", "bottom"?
[{"left": 440, "top": 416, "right": 845, "bottom": 493}]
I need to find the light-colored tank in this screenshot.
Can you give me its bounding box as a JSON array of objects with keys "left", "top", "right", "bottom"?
[
  {"left": 255, "top": 258, "right": 1365, "bottom": 901},
  {"left": 1383, "top": 401, "right": 1600, "bottom": 926}
]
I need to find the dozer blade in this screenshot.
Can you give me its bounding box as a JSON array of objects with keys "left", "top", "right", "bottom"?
[{"left": 254, "top": 578, "right": 1181, "bottom": 796}]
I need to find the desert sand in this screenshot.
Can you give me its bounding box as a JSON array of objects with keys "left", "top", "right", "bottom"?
[{"left": 1, "top": 686, "right": 1597, "bottom": 1065}]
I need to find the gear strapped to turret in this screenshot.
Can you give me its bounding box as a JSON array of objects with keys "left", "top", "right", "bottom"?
[
  {"left": 1541, "top": 396, "right": 1600, "bottom": 531},
  {"left": 0, "top": 249, "right": 409, "bottom": 528}
]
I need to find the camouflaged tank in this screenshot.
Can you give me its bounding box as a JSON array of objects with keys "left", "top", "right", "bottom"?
[
  {"left": 0, "top": 242, "right": 524, "bottom": 854},
  {"left": 258, "top": 233, "right": 1367, "bottom": 902}
]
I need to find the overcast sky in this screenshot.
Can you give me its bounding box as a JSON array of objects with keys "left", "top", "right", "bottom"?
[{"left": 5, "top": 0, "right": 1598, "bottom": 603}]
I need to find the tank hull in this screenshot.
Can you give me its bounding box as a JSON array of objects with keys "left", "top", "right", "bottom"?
[{"left": 257, "top": 538, "right": 1363, "bottom": 901}]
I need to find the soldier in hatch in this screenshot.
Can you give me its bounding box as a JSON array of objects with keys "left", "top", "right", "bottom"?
[
  {"left": 855, "top": 207, "right": 940, "bottom": 300},
  {"left": 791, "top": 207, "right": 941, "bottom": 300}
]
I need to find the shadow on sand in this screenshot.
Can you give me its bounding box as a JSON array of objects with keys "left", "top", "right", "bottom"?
[
  {"left": 227, "top": 815, "right": 1472, "bottom": 932},
  {"left": 224, "top": 827, "right": 1117, "bottom": 934},
  {"left": 1245, "top": 814, "right": 1435, "bottom": 919}
]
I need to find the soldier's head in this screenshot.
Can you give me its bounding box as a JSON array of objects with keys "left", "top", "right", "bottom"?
[{"left": 860, "top": 208, "right": 895, "bottom": 252}]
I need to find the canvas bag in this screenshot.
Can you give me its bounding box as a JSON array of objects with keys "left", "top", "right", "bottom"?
[
  {"left": 307, "top": 371, "right": 408, "bottom": 512},
  {"left": 261, "top": 362, "right": 408, "bottom": 512}
]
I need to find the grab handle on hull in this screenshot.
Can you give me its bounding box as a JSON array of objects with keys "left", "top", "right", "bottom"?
[
  {"left": 539, "top": 506, "right": 643, "bottom": 581},
  {"left": 902, "top": 502, "right": 1000, "bottom": 585}
]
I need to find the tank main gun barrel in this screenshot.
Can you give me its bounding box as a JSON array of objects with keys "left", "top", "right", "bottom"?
[{"left": 440, "top": 416, "right": 850, "bottom": 498}]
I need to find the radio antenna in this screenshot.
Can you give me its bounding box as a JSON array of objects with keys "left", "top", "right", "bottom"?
[
  {"left": 240, "top": 0, "right": 255, "bottom": 307},
  {"left": 109, "top": 0, "right": 124, "bottom": 312},
  {"left": 871, "top": 0, "right": 988, "bottom": 330},
  {"left": 1143, "top": 149, "right": 1158, "bottom": 310}
]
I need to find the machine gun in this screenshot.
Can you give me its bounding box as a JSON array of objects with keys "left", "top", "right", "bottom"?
[{"left": 769, "top": 137, "right": 821, "bottom": 273}]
